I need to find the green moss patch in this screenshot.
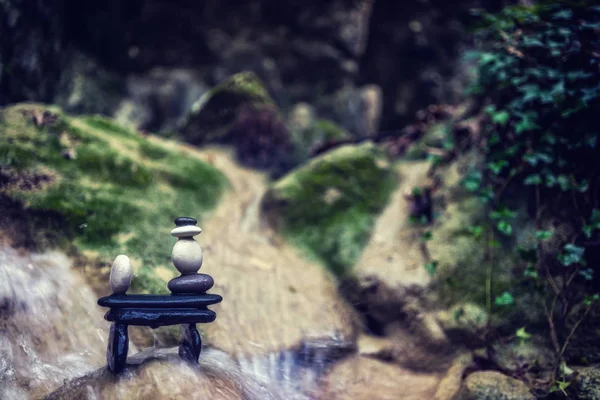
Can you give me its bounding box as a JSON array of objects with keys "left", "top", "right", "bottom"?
[
  {"left": 262, "top": 142, "right": 397, "bottom": 276},
  {"left": 0, "top": 104, "right": 227, "bottom": 293}
]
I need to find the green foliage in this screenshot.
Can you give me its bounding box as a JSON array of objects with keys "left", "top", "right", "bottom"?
[
  {"left": 494, "top": 291, "right": 515, "bottom": 306},
  {"left": 263, "top": 143, "right": 396, "bottom": 276},
  {"left": 457, "top": 2, "right": 600, "bottom": 383},
  {"left": 515, "top": 326, "right": 532, "bottom": 343},
  {"left": 467, "top": 1, "right": 600, "bottom": 280},
  {"left": 424, "top": 260, "right": 439, "bottom": 277},
  {"left": 0, "top": 104, "right": 227, "bottom": 291}
]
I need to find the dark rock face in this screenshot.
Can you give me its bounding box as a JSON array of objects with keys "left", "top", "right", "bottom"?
[
  {"left": 360, "top": 0, "right": 508, "bottom": 129},
  {"left": 2, "top": 0, "right": 515, "bottom": 136},
  {"left": 0, "top": 0, "right": 66, "bottom": 104}
]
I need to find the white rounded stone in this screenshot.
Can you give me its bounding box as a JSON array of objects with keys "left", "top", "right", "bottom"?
[
  {"left": 172, "top": 238, "right": 203, "bottom": 274},
  {"left": 171, "top": 225, "right": 202, "bottom": 238},
  {"left": 109, "top": 255, "right": 133, "bottom": 294}
]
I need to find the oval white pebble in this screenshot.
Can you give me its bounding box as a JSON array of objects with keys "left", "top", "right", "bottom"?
[
  {"left": 172, "top": 239, "right": 203, "bottom": 274},
  {"left": 110, "top": 254, "right": 133, "bottom": 294},
  {"left": 171, "top": 225, "right": 202, "bottom": 238}
]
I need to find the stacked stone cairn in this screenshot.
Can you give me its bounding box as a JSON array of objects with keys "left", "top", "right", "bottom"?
[
  {"left": 168, "top": 217, "right": 214, "bottom": 294},
  {"left": 98, "top": 217, "right": 222, "bottom": 374}
]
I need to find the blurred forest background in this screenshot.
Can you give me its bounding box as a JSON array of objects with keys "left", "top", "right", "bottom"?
[{"left": 1, "top": 0, "right": 600, "bottom": 399}]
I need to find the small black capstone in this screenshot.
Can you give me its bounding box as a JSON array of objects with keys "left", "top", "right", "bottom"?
[{"left": 174, "top": 217, "right": 197, "bottom": 226}]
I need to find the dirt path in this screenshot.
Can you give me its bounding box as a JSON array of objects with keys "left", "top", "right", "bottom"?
[
  {"left": 117, "top": 139, "right": 461, "bottom": 398},
  {"left": 354, "top": 161, "right": 433, "bottom": 287},
  {"left": 168, "top": 145, "right": 356, "bottom": 357}
]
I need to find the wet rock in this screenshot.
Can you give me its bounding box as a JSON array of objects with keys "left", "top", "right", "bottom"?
[
  {"left": 0, "top": 0, "right": 65, "bottom": 105},
  {"left": 572, "top": 367, "right": 600, "bottom": 400},
  {"left": 433, "top": 353, "right": 474, "bottom": 400},
  {"left": 0, "top": 245, "right": 113, "bottom": 399},
  {"left": 54, "top": 52, "right": 125, "bottom": 117},
  {"left": 117, "top": 68, "right": 208, "bottom": 133},
  {"left": 46, "top": 347, "right": 282, "bottom": 400},
  {"left": 168, "top": 274, "right": 214, "bottom": 294},
  {"left": 319, "top": 355, "right": 441, "bottom": 400},
  {"left": 436, "top": 302, "right": 488, "bottom": 344},
  {"left": 327, "top": 84, "right": 383, "bottom": 136},
  {"left": 355, "top": 323, "right": 455, "bottom": 372},
  {"left": 563, "top": 300, "right": 600, "bottom": 363},
  {"left": 288, "top": 102, "right": 352, "bottom": 161},
  {"left": 492, "top": 340, "right": 555, "bottom": 374},
  {"left": 109, "top": 254, "right": 133, "bottom": 294},
  {"left": 455, "top": 371, "right": 535, "bottom": 400},
  {"left": 63, "top": 0, "right": 375, "bottom": 110}
]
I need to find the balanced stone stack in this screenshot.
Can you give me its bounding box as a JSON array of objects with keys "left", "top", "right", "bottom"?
[
  {"left": 168, "top": 217, "right": 214, "bottom": 295},
  {"left": 98, "top": 217, "right": 222, "bottom": 374}
]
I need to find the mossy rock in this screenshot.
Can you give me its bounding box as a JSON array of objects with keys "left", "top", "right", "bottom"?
[
  {"left": 261, "top": 142, "right": 397, "bottom": 276},
  {"left": 426, "top": 153, "right": 546, "bottom": 329},
  {"left": 183, "top": 72, "right": 273, "bottom": 144},
  {"left": 291, "top": 118, "right": 352, "bottom": 161},
  {"left": 0, "top": 103, "right": 227, "bottom": 293},
  {"left": 456, "top": 371, "right": 535, "bottom": 400}
]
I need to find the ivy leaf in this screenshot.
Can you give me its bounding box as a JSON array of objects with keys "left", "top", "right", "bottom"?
[
  {"left": 462, "top": 172, "right": 482, "bottom": 192},
  {"left": 524, "top": 174, "right": 542, "bottom": 185},
  {"left": 424, "top": 261, "right": 438, "bottom": 277},
  {"left": 552, "top": 9, "right": 573, "bottom": 20},
  {"left": 536, "top": 230, "right": 553, "bottom": 240},
  {"left": 583, "top": 209, "right": 600, "bottom": 238},
  {"left": 524, "top": 264, "right": 539, "bottom": 279},
  {"left": 421, "top": 231, "right": 433, "bottom": 242},
  {"left": 557, "top": 175, "right": 570, "bottom": 191},
  {"left": 515, "top": 326, "right": 532, "bottom": 340},
  {"left": 497, "top": 220, "right": 513, "bottom": 236},
  {"left": 577, "top": 179, "right": 589, "bottom": 193},
  {"left": 492, "top": 110, "right": 510, "bottom": 125},
  {"left": 495, "top": 292, "right": 515, "bottom": 306},
  {"left": 557, "top": 244, "right": 585, "bottom": 267},
  {"left": 468, "top": 225, "right": 484, "bottom": 239},
  {"left": 491, "top": 207, "right": 516, "bottom": 220},
  {"left": 518, "top": 245, "right": 538, "bottom": 263},
  {"left": 579, "top": 268, "right": 594, "bottom": 281},
  {"left": 549, "top": 380, "right": 571, "bottom": 395},
  {"left": 514, "top": 113, "right": 539, "bottom": 133},
  {"left": 584, "top": 294, "right": 600, "bottom": 307},
  {"left": 488, "top": 160, "right": 509, "bottom": 175}
]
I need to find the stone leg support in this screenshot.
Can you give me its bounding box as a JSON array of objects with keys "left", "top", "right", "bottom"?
[
  {"left": 107, "top": 322, "right": 129, "bottom": 374},
  {"left": 178, "top": 323, "right": 202, "bottom": 363}
]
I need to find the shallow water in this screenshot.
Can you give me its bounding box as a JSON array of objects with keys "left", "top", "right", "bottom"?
[
  {"left": 0, "top": 245, "right": 329, "bottom": 399},
  {"left": 0, "top": 246, "right": 108, "bottom": 399}
]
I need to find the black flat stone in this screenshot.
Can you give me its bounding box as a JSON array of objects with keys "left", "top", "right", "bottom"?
[
  {"left": 174, "top": 217, "right": 197, "bottom": 226},
  {"left": 98, "top": 294, "right": 222, "bottom": 308},
  {"left": 168, "top": 274, "right": 214, "bottom": 294},
  {"left": 104, "top": 308, "right": 217, "bottom": 327}
]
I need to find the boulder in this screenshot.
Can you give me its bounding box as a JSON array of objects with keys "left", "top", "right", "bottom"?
[
  {"left": 564, "top": 300, "right": 600, "bottom": 364},
  {"left": 183, "top": 72, "right": 274, "bottom": 144},
  {"left": 0, "top": 0, "right": 65, "bottom": 104},
  {"left": 45, "top": 348, "right": 282, "bottom": 400},
  {"left": 572, "top": 367, "right": 600, "bottom": 400},
  {"left": 53, "top": 52, "right": 125, "bottom": 118},
  {"left": 261, "top": 142, "right": 396, "bottom": 276},
  {"left": 318, "top": 355, "right": 441, "bottom": 400},
  {"left": 0, "top": 245, "right": 110, "bottom": 399},
  {"left": 0, "top": 103, "right": 227, "bottom": 300},
  {"left": 455, "top": 371, "right": 535, "bottom": 400}
]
